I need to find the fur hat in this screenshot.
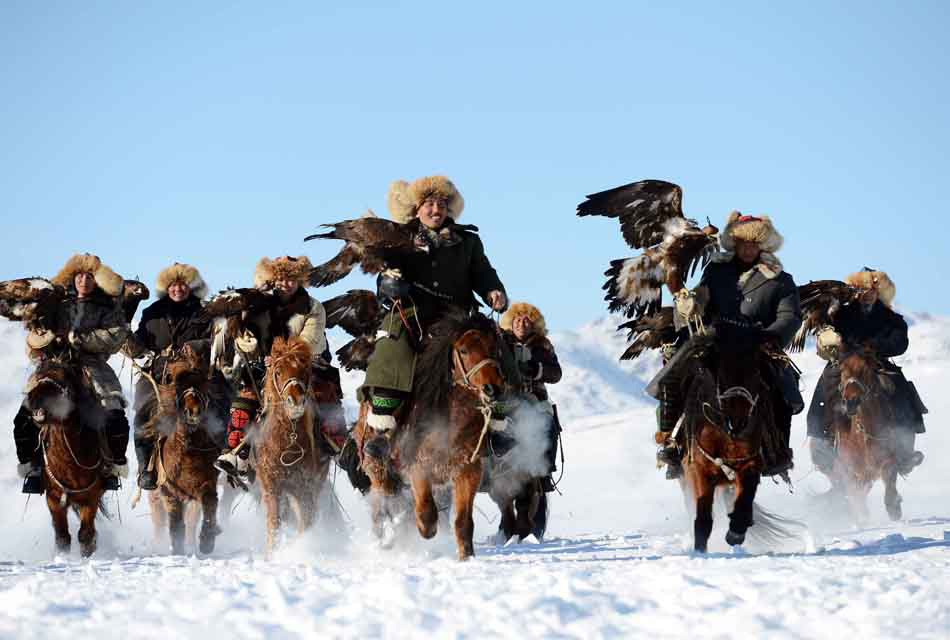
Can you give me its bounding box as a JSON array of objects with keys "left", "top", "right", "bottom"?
[
  {"left": 845, "top": 268, "right": 896, "bottom": 307},
  {"left": 500, "top": 302, "right": 547, "bottom": 336},
  {"left": 719, "top": 211, "right": 784, "bottom": 254},
  {"left": 253, "top": 256, "right": 313, "bottom": 289},
  {"left": 387, "top": 175, "right": 465, "bottom": 224},
  {"left": 156, "top": 263, "right": 208, "bottom": 299},
  {"left": 51, "top": 253, "right": 124, "bottom": 297}
]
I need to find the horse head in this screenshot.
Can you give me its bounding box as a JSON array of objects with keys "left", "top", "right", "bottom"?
[
  {"left": 25, "top": 360, "right": 80, "bottom": 426},
  {"left": 267, "top": 337, "right": 312, "bottom": 421},
  {"left": 837, "top": 350, "right": 889, "bottom": 418},
  {"left": 167, "top": 346, "right": 211, "bottom": 431},
  {"left": 452, "top": 322, "right": 507, "bottom": 402}
]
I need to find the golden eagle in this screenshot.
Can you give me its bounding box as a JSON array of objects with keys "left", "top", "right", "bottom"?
[
  {"left": 1, "top": 277, "right": 149, "bottom": 328},
  {"left": 790, "top": 280, "right": 862, "bottom": 352},
  {"left": 304, "top": 212, "right": 430, "bottom": 287},
  {"left": 322, "top": 289, "right": 383, "bottom": 371}
]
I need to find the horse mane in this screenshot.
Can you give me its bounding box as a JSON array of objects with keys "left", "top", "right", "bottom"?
[
  {"left": 413, "top": 311, "right": 497, "bottom": 414},
  {"left": 264, "top": 336, "right": 312, "bottom": 398}
]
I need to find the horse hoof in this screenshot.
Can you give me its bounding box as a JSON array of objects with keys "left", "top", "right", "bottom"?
[
  {"left": 56, "top": 537, "right": 71, "bottom": 553},
  {"left": 199, "top": 538, "right": 216, "bottom": 555},
  {"left": 725, "top": 529, "right": 746, "bottom": 546},
  {"left": 80, "top": 543, "right": 96, "bottom": 558}
]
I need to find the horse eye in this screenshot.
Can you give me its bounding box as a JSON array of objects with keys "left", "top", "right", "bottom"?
[{"left": 459, "top": 348, "right": 468, "bottom": 355}]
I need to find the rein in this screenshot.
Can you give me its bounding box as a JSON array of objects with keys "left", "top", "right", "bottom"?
[
  {"left": 267, "top": 355, "right": 313, "bottom": 467},
  {"left": 450, "top": 330, "right": 506, "bottom": 464}
]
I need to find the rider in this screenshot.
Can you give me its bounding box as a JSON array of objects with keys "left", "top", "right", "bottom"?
[
  {"left": 124, "top": 263, "right": 231, "bottom": 490},
  {"left": 214, "top": 256, "right": 350, "bottom": 479},
  {"left": 498, "top": 302, "right": 563, "bottom": 491},
  {"left": 807, "top": 268, "right": 926, "bottom": 475},
  {"left": 361, "top": 175, "right": 508, "bottom": 431},
  {"left": 14, "top": 253, "right": 132, "bottom": 493},
  {"left": 656, "top": 213, "right": 803, "bottom": 478}
]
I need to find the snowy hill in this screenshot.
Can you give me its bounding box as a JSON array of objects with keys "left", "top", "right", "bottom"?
[{"left": 0, "top": 314, "right": 948, "bottom": 639}]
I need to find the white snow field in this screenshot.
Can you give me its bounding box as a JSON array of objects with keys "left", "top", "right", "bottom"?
[{"left": 0, "top": 314, "right": 948, "bottom": 639}]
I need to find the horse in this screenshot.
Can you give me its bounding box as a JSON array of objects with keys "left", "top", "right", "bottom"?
[
  {"left": 25, "top": 358, "right": 106, "bottom": 557},
  {"left": 255, "top": 336, "right": 331, "bottom": 556},
  {"left": 143, "top": 345, "right": 223, "bottom": 555},
  {"left": 669, "top": 337, "right": 781, "bottom": 552},
  {"left": 824, "top": 350, "right": 905, "bottom": 523},
  {"left": 355, "top": 311, "right": 508, "bottom": 561}
]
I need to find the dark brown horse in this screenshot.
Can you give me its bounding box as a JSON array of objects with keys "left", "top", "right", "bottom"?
[
  {"left": 145, "top": 346, "right": 222, "bottom": 555},
  {"left": 355, "top": 312, "right": 508, "bottom": 561},
  {"left": 26, "top": 359, "right": 105, "bottom": 557},
  {"left": 256, "top": 337, "right": 331, "bottom": 556},
  {"left": 670, "top": 339, "right": 779, "bottom": 552},
  {"left": 824, "top": 350, "right": 904, "bottom": 523}
]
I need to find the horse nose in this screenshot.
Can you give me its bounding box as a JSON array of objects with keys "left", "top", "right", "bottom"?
[
  {"left": 482, "top": 384, "right": 497, "bottom": 398},
  {"left": 364, "top": 436, "right": 390, "bottom": 460},
  {"left": 845, "top": 397, "right": 860, "bottom": 416}
]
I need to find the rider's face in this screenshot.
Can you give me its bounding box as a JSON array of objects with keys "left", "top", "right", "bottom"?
[
  {"left": 275, "top": 278, "right": 300, "bottom": 299},
  {"left": 735, "top": 240, "right": 762, "bottom": 265},
  {"left": 416, "top": 197, "right": 448, "bottom": 229},
  {"left": 73, "top": 272, "right": 96, "bottom": 297},
  {"left": 168, "top": 281, "right": 190, "bottom": 302},
  {"left": 859, "top": 288, "right": 879, "bottom": 306},
  {"left": 512, "top": 315, "right": 533, "bottom": 340}
]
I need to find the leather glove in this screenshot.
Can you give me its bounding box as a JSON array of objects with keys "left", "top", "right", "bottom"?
[
  {"left": 26, "top": 329, "right": 56, "bottom": 350},
  {"left": 518, "top": 359, "right": 541, "bottom": 380},
  {"left": 488, "top": 290, "right": 507, "bottom": 312},
  {"left": 816, "top": 327, "right": 842, "bottom": 360},
  {"left": 67, "top": 330, "right": 82, "bottom": 347},
  {"left": 235, "top": 329, "right": 259, "bottom": 355},
  {"left": 673, "top": 288, "right": 707, "bottom": 333}
]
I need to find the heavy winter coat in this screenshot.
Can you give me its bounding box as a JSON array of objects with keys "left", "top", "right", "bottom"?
[
  {"left": 243, "top": 288, "right": 329, "bottom": 365},
  {"left": 26, "top": 290, "right": 130, "bottom": 411},
  {"left": 386, "top": 219, "right": 505, "bottom": 327},
  {"left": 501, "top": 332, "right": 562, "bottom": 402},
  {"left": 126, "top": 295, "right": 211, "bottom": 376}
]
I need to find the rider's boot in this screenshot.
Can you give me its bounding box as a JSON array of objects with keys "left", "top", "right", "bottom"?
[
  {"left": 809, "top": 435, "right": 836, "bottom": 475},
  {"left": 135, "top": 438, "right": 158, "bottom": 490},
  {"left": 338, "top": 435, "right": 371, "bottom": 494},
  {"left": 214, "top": 399, "right": 257, "bottom": 480},
  {"left": 894, "top": 428, "right": 925, "bottom": 475},
  {"left": 366, "top": 388, "right": 404, "bottom": 432},
  {"left": 655, "top": 380, "right": 683, "bottom": 479},
  {"left": 103, "top": 409, "right": 130, "bottom": 491},
  {"left": 14, "top": 407, "right": 44, "bottom": 494},
  {"left": 762, "top": 404, "right": 795, "bottom": 478},
  {"left": 18, "top": 455, "right": 44, "bottom": 495}
]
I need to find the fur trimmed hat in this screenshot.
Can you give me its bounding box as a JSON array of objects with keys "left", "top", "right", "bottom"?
[
  {"left": 719, "top": 211, "right": 784, "bottom": 254},
  {"left": 51, "top": 253, "right": 124, "bottom": 297},
  {"left": 500, "top": 302, "right": 547, "bottom": 336},
  {"left": 387, "top": 175, "right": 465, "bottom": 224},
  {"left": 253, "top": 256, "right": 313, "bottom": 289},
  {"left": 156, "top": 263, "right": 208, "bottom": 299},
  {"left": 845, "top": 268, "right": 896, "bottom": 307}
]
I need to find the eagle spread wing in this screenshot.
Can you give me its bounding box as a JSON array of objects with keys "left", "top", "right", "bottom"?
[
  {"left": 617, "top": 307, "right": 676, "bottom": 361},
  {"left": 121, "top": 280, "right": 150, "bottom": 323},
  {"left": 202, "top": 287, "right": 275, "bottom": 320},
  {"left": 305, "top": 212, "right": 428, "bottom": 287},
  {"left": 579, "top": 179, "right": 719, "bottom": 319},
  {"left": 322, "top": 289, "right": 383, "bottom": 371},
  {"left": 0, "top": 277, "right": 66, "bottom": 328},
  {"left": 790, "top": 280, "right": 861, "bottom": 352}
]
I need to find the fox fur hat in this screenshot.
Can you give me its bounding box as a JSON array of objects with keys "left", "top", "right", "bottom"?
[
  {"left": 387, "top": 175, "right": 465, "bottom": 224},
  {"left": 51, "top": 253, "right": 124, "bottom": 297},
  {"left": 156, "top": 263, "right": 208, "bottom": 299},
  {"left": 253, "top": 256, "right": 313, "bottom": 289},
  {"left": 719, "top": 211, "right": 784, "bottom": 254},
  {"left": 500, "top": 302, "right": 547, "bottom": 336},
  {"left": 846, "top": 268, "right": 896, "bottom": 307}
]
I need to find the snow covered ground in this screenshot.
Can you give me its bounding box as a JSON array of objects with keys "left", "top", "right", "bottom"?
[{"left": 0, "top": 314, "right": 948, "bottom": 639}]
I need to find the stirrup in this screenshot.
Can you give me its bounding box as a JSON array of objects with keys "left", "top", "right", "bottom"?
[
  {"left": 22, "top": 473, "right": 44, "bottom": 495},
  {"left": 102, "top": 474, "right": 121, "bottom": 491},
  {"left": 137, "top": 468, "right": 158, "bottom": 491},
  {"left": 656, "top": 445, "right": 681, "bottom": 466}
]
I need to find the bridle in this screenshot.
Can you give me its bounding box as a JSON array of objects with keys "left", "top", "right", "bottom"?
[
  {"left": 175, "top": 385, "right": 208, "bottom": 425},
  {"left": 451, "top": 330, "right": 503, "bottom": 395},
  {"left": 268, "top": 353, "right": 312, "bottom": 467}
]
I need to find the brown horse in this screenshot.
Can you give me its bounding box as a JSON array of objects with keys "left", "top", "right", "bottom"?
[
  {"left": 355, "top": 312, "right": 508, "bottom": 561},
  {"left": 670, "top": 339, "right": 780, "bottom": 552},
  {"left": 484, "top": 465, "right": 546, "bottom": 543},
  {"left": 824, "top": 350, "right": 904, "bottom": 523},
  {"left": 256, "top": 337, "right": 331, "bottom": 556},
  {"left": 26, "top": 359, "right": 106, "bottom": 557},
  {"left": 144, "top": 346, "right": 222, "bottom": 555}
]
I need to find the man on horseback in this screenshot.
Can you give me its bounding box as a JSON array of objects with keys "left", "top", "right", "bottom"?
[
  {"left": 498, "top": 302, "right": 562, "bottom": 491},
  {"left": 656, "top": 213, "right": 803, "bottom": 478},
  {"left": 124, "top": 263, "right": 231, "bottom": 490},
  {"left": 807, "top": 269, "right": 926, "bottom": 475},
  {"left": 14, "top": 254, "right": 132, "bottom": 493},
  {"left": 361, "top": 175, "right": 508, "bottom": 431},
  {"left": 214, "top": 256, "right": 349, "bottom": 480}
]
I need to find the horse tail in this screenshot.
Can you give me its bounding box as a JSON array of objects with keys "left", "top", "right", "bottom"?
[
  {"left": 716, "top": 488, "right": 814, "bottom": 553},
  {"left": 531, "top": 490, "right": 550, "bottom": 541}
]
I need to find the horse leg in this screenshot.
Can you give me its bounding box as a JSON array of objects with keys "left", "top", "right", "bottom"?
[
  {"left": 149, "top": 490, "right": 167, "bottom": 546},
  {"left": 262, "top": 487, "right": 281, "bottom": 558},
  {"left": 198, "top": 489, "right": 220, "bottom": 555},
  {"left": 513, "top": 481, "right": 541, "bottom": 540},
  {"left": 452, "top": 465, "right": 481, "bottom": 561},
  {"left": 410, "top": 473, "right": 438, "bottom": 540},
  {"left": 47, "top": 492, "right": 70, "bottom": 553},
  {"left": 691, "top": 472, "right": 715, "bottom": 553},
  {"left": 165, "top": 495, "right": 186, "bottom": 555},
  {"left": 726, "top": 471, "right": 760, "bottom": 547},
  {"left": 77, "top": 501, "right": 98, "bottom": 558},
  {"left": 497, "top": 500, "right": 517, "bottom": 542},
  {"left": 883, "top": 464, "right": 902, "bottom": 521}
]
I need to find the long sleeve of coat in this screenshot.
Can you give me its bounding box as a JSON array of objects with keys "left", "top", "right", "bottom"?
[
  {"left": 298, "top": 299, "right": 328, "bottom": 361},
  {"left": 75, "top": 306, "right": 131, "bottom": 355},
  {"left": 468, "top": 234, "right": 505, "bottom": 302},
  {"left": 762, "top": 276, "right": 802, "bottom": 349},
  {"left": 869, "top": 311, "right": 909, "bottom": 358},
  {"left": 533, "top": 338, "right": 563, "bottom": 385}
]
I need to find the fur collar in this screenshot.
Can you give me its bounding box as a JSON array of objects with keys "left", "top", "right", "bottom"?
[{"left": 711, "top": 251, "right": 784, "bottom": 284}]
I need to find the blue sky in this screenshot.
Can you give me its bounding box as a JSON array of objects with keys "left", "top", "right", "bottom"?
[{"left": 1, "top": 1, "right": 948, "bottom": 330}]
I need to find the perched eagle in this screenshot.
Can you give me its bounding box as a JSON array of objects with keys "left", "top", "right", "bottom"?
[
  {"left": 0, "top": 277, "right": 64, "bottom": 329},
  {"left": 577, "top": 179, "right": 719, "bottom": 319},
  {"left": 790, "top": 280, "right": 862, "bottom": 352},
  {"left": 322, "top": 289, "right": 384, "bottom": 371},
  {"left": 201, "top": 287, "right": 276, "bottom": 321},
  {"left": 304, "top": 211, "right": 430, "bottom": 287},
  {"left": 121, "top": 280, "right": 150, "bottom": 323},
  {"left": 616, "top": 307, "right": 677, "bottom": 361}
]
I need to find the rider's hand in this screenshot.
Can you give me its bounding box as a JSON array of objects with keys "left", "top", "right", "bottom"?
[
  {"left": 67, "top": 330, "right": 82, "bottom": 346},
  {"left": 816, "top": 327, "right": 842, "bottom": 360},
  {"left": 488, "top": 290, "right": 507, "bottom": 312},
  {"left": 264, "top": 356, "right": 273, "bottom": 367}
]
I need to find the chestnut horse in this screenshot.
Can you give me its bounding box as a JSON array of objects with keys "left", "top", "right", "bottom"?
[
  {"left": 355, "top": 312, "right": 508, "bottom": 561},
  {"left": 26, "top": 359, "right": 105, "bottom": 557},
  {"left": 256, "top": 337, "right": 331, "bottom": 556},
  {"left": 824, "top": 350, "right": 904, "bottom": 523},
  {"left": 145, "top": 346, "right": 222, "bottom": 555},
  {"left": 671, "top": 338, "right": 780, "bottom": 552}
]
